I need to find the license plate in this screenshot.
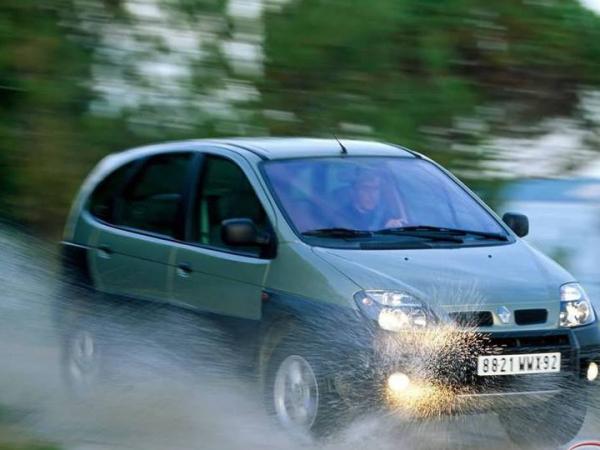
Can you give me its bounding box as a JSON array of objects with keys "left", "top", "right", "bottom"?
[{"left": 477, "top": 352, "right": 561, "bottom": 376}]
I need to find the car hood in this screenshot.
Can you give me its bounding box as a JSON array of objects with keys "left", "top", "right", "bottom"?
[{"left": 314, "top": 241, "right": 574, "bottom": 328}]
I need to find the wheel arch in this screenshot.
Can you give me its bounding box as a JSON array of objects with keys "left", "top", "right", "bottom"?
[{"left": 257, "top": 289, "right": 371, "bottom": 387}]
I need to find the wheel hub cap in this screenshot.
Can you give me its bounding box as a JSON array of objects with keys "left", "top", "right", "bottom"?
[{"left": 273, "top": 355, "right": 319, "bottom": 431}]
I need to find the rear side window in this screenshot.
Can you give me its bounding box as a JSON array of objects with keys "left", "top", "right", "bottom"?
[
  {"left": 88, "top": 162, "right": 134, "bottom": 223},
  {"left": 117, "top": 153, "right": 192, "bottom": 237},
  {"left": 193, "top": 155, "right": 268, "bottom": 254}
]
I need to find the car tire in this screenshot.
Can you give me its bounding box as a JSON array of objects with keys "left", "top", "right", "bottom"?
[
  {"left": 60, "top": 317, "right": 106, "bottom": 399},
  {"left": 56, "top": 286, "right": 115, "bottom": 400},
  {"left": 264, "top": 337, "right": 347, "bottom": 439},
  {"left": 498, "top": 388, "right": 587, "bottom": 447}
]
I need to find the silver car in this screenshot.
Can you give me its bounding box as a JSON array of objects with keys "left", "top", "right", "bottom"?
[{"left": 61, "top": 138, "right": 600, "bottom": 445}]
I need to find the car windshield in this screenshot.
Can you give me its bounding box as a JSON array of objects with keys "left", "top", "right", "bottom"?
[{"left": 262, "top": 157, "right": 507, "bottom": 241}]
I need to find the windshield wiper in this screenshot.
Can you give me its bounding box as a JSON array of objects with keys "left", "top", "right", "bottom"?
[
  {"left": 302, "top": 228, "right": 373, "bottom": 238},
  {"left": 376, "top": 225, "right": 508, "bottom": 241}
]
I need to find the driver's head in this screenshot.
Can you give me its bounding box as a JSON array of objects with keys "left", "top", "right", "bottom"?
[{"left": 352, "top": 168, "right": 382, "bottom": 212}]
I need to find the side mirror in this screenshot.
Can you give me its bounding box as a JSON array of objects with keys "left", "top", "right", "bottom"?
[
  {"left": 502, "top": 212, "right": 529, "bottom": 238},
  {"left": 221, "top": 218, "right": 271, "bottom": 247}
]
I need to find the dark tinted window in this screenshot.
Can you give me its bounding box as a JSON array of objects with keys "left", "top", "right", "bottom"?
[
  {"left": 118, "top": 153, "right": 192, "bottom": 236},
  {"left": 193, "top": 156, "right": 267, "bottom": 253},
  {"left": 89, "top": 162, "right": 134, "bottom": 223}
]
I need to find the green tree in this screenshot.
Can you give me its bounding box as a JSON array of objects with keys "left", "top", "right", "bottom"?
[
  {"left": 2, "top": 0, "right": 600, "bottom": 236},
  {"left": 258, "top": 0, "right": 600, "bottom": 170}
]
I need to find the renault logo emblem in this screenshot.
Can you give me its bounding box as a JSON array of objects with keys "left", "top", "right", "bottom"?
[{"left": 497, "top": 306, "right": 511, "bottom": 324}]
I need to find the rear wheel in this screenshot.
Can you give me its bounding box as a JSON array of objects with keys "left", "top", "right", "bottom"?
[
  {"left": 498, "top": 388, "right": 587, "bottom": 447},
  {"left": 62, "top": 326, "right": 103, "bottom": 398},
  {"left": 56, "top": 289, "right": 119, "bottom": 399}
]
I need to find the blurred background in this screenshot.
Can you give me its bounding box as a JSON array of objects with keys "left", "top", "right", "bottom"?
[{"left": 1, "top": 0, "right": 600, "bottom": 448}]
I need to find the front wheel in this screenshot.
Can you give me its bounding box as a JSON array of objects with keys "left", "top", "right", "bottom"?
[
  {"left": 265, "top": 339, "right": 347, "bottom": 439},
  {"left": 498, "top": 388, "right": 587, "bottom": 447}
]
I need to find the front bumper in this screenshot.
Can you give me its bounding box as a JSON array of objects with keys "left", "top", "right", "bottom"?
[
  {"left": 453, "top": 389, "right": 561, "bottom": 412},
  {"left": 572, "top": 320, "right": 600, "bottom": 371},
  {"left": 337, "top": 324, "right": 600, "bottom": 416}
]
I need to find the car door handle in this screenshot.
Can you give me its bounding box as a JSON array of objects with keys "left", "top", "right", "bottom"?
[
  {"left": 97, "top": 245, "right": 113, "bottom": 259},
  {"left": 176, "top": 263, "right": 193, "bottom": 278}
]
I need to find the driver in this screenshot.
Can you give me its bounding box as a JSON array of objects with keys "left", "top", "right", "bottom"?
[{"left": 339, "top": 168, "right": 406, "bottom": 231}]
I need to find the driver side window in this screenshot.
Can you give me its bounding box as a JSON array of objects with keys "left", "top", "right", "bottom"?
[{"left": 193, "top": 155, "right": 268, "bottom": 254}]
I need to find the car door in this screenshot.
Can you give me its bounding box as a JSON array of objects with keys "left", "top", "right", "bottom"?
[
  {"left": 89, "top": 151, "right": 195, "bottom": 301},
  {"left": 170, "top": 151, "right": 274, "bottom": 320}
]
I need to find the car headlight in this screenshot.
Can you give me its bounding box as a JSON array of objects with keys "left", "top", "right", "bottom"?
[
  {"left": 559, "top": 283, "right": 596, "bottom": 328},
  {"left": 354, "top": 290, "right": 437, "bottom": 331}
]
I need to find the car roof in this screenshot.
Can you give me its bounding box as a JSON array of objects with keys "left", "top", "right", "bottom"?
[
  {"left": 213, "top": 137, "right": 418, "bottom": 159},
  {"left": 114, "top": 137, "right": 419, "bottom": 161}
]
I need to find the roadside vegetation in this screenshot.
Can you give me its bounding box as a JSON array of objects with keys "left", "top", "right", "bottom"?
[{"left": 1, "top": 0, "right": 600, "bottom": 237}]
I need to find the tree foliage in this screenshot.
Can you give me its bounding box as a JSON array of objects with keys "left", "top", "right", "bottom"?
[
  {"left": 1, "top": 0, "right": 600, "bottom": 236},
  {"left": 259, "top": 0, "right": 600, "bottom": 162}
]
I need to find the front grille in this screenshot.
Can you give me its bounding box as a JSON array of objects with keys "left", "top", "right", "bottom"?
[
  {"left": 515, "top": 309, "right": 548, "bottom": 325},
  {"left": 490, "top": 333, "right": 570, "bottom": 349},
  {"left": 449, "top": 311, "right": 493, "bottom": 327}
]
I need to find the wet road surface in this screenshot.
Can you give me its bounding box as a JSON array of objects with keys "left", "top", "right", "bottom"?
[{"left": 0, "top": 227, "right": 598, "bottom": 450}]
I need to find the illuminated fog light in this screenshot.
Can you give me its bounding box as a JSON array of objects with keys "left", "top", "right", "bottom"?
[
  {"left": 379, "top": 308, "right": 410, "bottom": 331},
  {"left": 587, "top": 362, "right": 599, "bottom": 382},
  {"left": 388, "top": 372, "right": 411, "bottom": 392}
]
